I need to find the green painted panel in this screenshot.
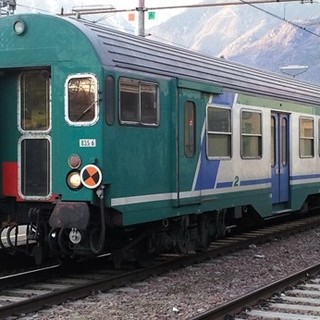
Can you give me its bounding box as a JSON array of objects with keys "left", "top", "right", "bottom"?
[
  {"left": 119, "top": 187, "right": 272, "bottom": 225},
  {"left": 178, "top": 79, "right": 222, "bottom": 94},
  {"left": 290, "top": 183, "right": 320, "bottom": 211},
  {"left": 177, "top": 88, "right": 207, "bottom": 205},
  {"left": 237, "top": 93, "right": 317, "bottom": 115},
  {"left": 0, "top": 14, "right": 100, "bottom": 69},
  {"left": 0, "top": 14, "right": 104, "bottom": 202},
  {"left": 0, "top": 74, "right": 19, "bottom": 160},
  {"left": 105, "top": 78, "right": 173, "bottom": 203}
]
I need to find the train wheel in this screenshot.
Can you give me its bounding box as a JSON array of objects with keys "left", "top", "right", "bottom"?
[
  {"left": 134, "top": 238, "right": 154, "bottom": 268},
  {"left": 48, "top": 228, "right": 73, "bottom": 264},
  {"left": 174, "top": 227, "right": 191, "bottom": 254},
  {"left": 196, "top": 216, "right": 211, "bottom": 252},
  {"left": 175, "top": 238, "right": 189, "bottom": 254},
  {"left": 0, "top": 225, "right": 8, "bottom": 249},
  {"left": 31, "top": 242, "right": 44, "bottom": 265},
  {"left": 6, "top": 224, "right": 18, "bottom": 247},
  {"left": 58, "top": 228, "right": 73, "bottom": 256},
  {"left": 48, "top": 228, "right": 61, "bottom": 255},
  {"left": 215, "top": 209, "right": 227, "bottom": 238}
]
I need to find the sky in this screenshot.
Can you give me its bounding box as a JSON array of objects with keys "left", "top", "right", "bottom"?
[
  {"left": 12, "top": 0, "right": 320, "bottom": 32},
  {"left": 14, "top": 0, "right": 198, "bottom": 27}
]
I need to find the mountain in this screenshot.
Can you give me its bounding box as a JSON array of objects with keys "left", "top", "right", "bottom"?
[
  {"left": 149, "top": 2, "right": 320, "bottom": 83},
  {"left": 221, "top": 20, "right": 320, "bottom": 82},
  {"left": 13, "top": 1, "right": 320, "bottom": 83}
]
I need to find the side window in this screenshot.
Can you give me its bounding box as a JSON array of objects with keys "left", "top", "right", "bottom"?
[
  {"left": 67, "top": 75, "right": 98, "bottom": 124},
  {"left": 20, "top": 70, "right": 50, "bottom": 131},
  {"left": 207, "top": 106, "right": 231, "bottom": 158},
  {"left": 241, "top": 110, "right": 262, "bottom": 159},
  {"left": 184, "top": 101, "right": 195, "bottom": 157},
  {"left": 300, "top": 117, "right": 314, "bottom": 157},
  {"left": 119, "top": 78, "right": 159, "bottom": 126}
]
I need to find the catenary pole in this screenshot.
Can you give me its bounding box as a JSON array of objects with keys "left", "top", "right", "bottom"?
[{"left": 137, "top": 0, "right": 146, "bottom": 37}]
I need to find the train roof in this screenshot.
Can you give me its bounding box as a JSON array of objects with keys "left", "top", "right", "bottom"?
[
  {"left": 1, "top": 13, "right": 320, "bottom": 106},
  {"left": 67, "top": 16, "right": 320, "bottom": 106}
]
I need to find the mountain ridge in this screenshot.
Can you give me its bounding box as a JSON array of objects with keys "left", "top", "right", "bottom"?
[{"left": 149, "top": 2, "right": 320, "bottom": 83}]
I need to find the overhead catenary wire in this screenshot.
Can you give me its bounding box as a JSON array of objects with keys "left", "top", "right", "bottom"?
[
  {"left": 239, "top": 0, "right": 320, "bottom": 38},
  {"left": 145, "top": 0, "right": 311, "bottom": 11},
  {"left": 136, "top": 0, "right": 317, "bottom": 36},
  {"left": 11, "top": 0, "right": 320, "bottom": 40},
  {"left": 57, "top": 0, "right": 312, "bottom": 14},
  {"left": 146, "top": 0, "right": 320, "bottom": 39}
]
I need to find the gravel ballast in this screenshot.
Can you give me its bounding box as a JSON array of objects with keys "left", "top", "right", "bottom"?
[{"left": 15, "top": 227, "right": 320, "bottom": 320}]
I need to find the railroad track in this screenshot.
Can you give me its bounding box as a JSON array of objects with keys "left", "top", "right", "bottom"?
[
  {"left": 240, "top": 270, "right": 320, "bottom": 320},
  {"left": 1, "top": 213, "right": 320, "bottom": 319},
  {"left": 191, "top": 263, "right": 320, "bottom": 320}
]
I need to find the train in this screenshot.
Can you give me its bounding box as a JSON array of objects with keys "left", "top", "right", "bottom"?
[{"left": 0, "top": 12, "right": 320, "bottom": 267}]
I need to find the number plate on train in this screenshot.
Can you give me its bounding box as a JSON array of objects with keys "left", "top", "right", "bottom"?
[{"left": 79, "top": 139, "right": 96, "bottom": 147}]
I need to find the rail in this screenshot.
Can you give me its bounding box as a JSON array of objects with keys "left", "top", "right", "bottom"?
[
  {"left": 190, "top": 263, "right": 320, "bottom": 320},
  {"left": 0, "top": 213, "right": 319, "bottom": 318}
]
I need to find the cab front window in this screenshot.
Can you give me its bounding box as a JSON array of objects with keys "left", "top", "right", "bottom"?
[
  {"left": 66, "top": 75, "right": 98, "bottom": 124},
  {"left": 20, "top": 70, "right": 50, "bottom": 131}
]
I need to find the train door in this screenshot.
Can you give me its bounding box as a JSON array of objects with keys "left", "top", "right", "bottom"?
[
  {"left": 271, "top": 112, "right": 289, "bottom": 204},
  {"left": 17, "top": 69, "right": 51, "bottom": 200},
  {"left": 177, "top": 86, "right": 202, "bottom": 205},
  {"left": 0, "top": 70, "right": 44, "bottom": 199},
  {"left": 176, "top": 80, "right": 222, "bottom": 206}
]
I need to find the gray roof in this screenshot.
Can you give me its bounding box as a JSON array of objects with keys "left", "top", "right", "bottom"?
[{"left": 68, "top": 16, "right": 320, "bottom": 106}]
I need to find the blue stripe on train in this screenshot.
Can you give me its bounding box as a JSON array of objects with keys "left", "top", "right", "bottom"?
[
  {"left": 290, "top": 174, "right": 320, "bottom": 180},
  {"left": 194, "top": 92, "right": 236, "bottom": 191},
  {"left": 194, "top": 152, "right": 220, "bottom": 190}
]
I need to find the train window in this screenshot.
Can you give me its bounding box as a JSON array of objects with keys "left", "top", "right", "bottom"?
[
  {"left": 241, "top": 110, "right": 262, "bottom": 159},
  {"left": 119, "top": 78, "right": 159, "bottom": 126},
  {"left": 20, "top": 70, "right": 50, "bottom": 131},
  {"left": 67, "top": 75, "right": 98, "bottom": 124},
  {"left": 184, "top": 101, "right": 195, "bottom": 157},
  {"left": 106, "top": 76, "right": 115, "bottom": 125},
  {"left": 206, "top": 106, "right": 231, "bottom": 158},
  {"left": 299, "top": 117, "right": 314, "bottom": 158}
]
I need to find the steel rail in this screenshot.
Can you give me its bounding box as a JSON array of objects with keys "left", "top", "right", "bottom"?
[
  {"left": 190, "top": 263, "right": 320, "bottom": 320},
  {"left": 0, "top": 213, "right": 320, "bottom": 318}
]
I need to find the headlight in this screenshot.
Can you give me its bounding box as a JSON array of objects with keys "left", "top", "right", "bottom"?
[
  {"left": 67, "top": 171, "right": 82, "bottom": 189},
  {"left": 13, "top": 20, "right": 26, "bottom": 35}
]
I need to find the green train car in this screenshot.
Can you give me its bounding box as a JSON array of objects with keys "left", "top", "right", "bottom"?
[{"left": 1, "top": 13, "right": 320, "bottom": 265}]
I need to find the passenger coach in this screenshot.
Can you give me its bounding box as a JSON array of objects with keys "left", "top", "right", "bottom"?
[{"left": 0, "top": 13, "right": 320, "bottom": 264}]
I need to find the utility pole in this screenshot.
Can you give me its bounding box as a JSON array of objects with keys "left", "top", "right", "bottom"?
[{"left": 137, "top": 0, "right": 146, "bottom": 37}]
